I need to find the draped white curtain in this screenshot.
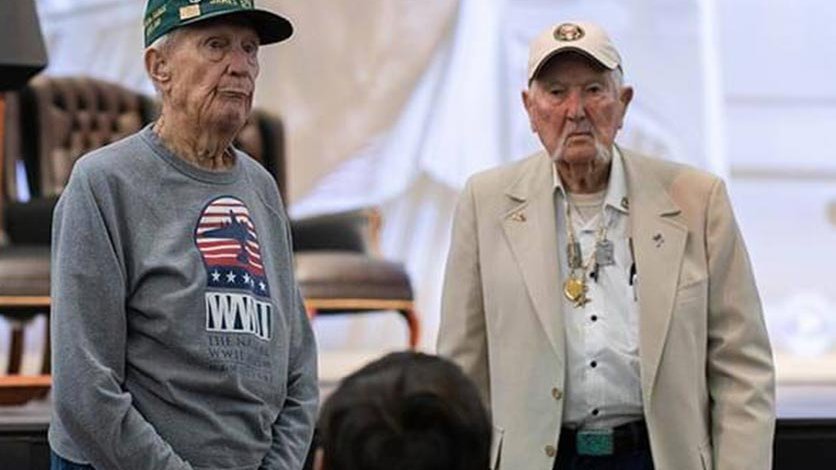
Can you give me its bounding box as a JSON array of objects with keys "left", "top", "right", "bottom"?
[{"left": 19, "top": 0, "right": 714, "bottom": 355}]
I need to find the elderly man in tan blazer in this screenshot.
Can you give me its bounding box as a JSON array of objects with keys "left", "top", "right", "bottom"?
[{"left": 438, "top": 21, "right": 775, "bottom": 470}]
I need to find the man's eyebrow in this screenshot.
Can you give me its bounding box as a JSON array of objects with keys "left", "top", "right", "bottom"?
[{"left": 538, "top": 78, "right": 565, "bottom": 87}]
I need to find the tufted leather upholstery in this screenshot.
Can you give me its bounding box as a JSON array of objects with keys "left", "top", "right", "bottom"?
[{"left": 21, "top": 76, "right": 154, "bottom": 198}]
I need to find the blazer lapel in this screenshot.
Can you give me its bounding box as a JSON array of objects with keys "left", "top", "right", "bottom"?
[
  {"left": 501, "top": 154, "right": 564, "bottom": 358},
  {"left": 622, "top": 150, "right": 688, "bottom": 405}
]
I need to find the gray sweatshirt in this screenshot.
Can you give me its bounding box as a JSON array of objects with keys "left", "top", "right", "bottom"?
[{"left": 49, "top": 125, "right": 318, "bottom": 470}]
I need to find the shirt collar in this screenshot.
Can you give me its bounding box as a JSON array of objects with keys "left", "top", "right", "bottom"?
[{"left": 551, "top": 145, "right": 629, "bottom": 214}]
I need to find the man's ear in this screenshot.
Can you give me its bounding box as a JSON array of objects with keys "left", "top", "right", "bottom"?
[
  {"left": 616, "top": 86, "right": 634, "bottom": 129},
  {"left": 521, "top": 88, "right": 537, "bottom": 132},
  {"left": 145, "top": 47, "right": 172, "bottom": 92}
]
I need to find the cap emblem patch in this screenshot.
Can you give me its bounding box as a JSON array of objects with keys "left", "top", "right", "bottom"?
[
  {"left": 179, "top": 4, "right": 201, "bottom": 20},
  {"left": 554, "top": 23, "right": 585, "bottom": 42}
]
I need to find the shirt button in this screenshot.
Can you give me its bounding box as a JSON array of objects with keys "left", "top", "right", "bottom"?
[
  {"left": 590, "top": 360, "right": 598, "bottom": 368},
  {"left": 591, "top": 315, "right": 598, "bottom": 322},
  {"left": 545, "top": 445, "right": 556, "bottom": 457},
  {"left": 551, "top": 388, "right": 563, "bottom": 400},
  {"left": 592, "top": 408, "right": 600, "bottom": 416}
]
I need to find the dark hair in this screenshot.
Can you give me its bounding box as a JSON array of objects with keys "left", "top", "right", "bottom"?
[{"left": 317, "top": 352, "right": 491, "bottom": 470}]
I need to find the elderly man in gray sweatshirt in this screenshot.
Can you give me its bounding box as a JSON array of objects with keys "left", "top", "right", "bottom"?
[{"left": 48, "top": 2, "right": 318, "bottom": 469}]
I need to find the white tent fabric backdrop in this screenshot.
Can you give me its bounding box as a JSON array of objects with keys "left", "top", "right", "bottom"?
[{"left": 21, "top": 0, "right": 715, "bottom": 354}]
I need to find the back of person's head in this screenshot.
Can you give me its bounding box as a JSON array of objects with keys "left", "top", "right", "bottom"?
[{"left": 317, "top": 352, "right": 491, "bottom": 470}]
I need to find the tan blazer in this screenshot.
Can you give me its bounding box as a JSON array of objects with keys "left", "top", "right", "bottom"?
[{"left": 438, "top": 149, "right": 775, "bottom": 470}]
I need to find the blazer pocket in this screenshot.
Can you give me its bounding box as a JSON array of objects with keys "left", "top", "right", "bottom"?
[
  {"left": 490, "top": 425, "right": 504, "bottom": 470},
  {"left": 698, "top": 437, "right": 713, "bottom": 470}
]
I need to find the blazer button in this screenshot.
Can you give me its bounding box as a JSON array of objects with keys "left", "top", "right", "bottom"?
[
  {"left": 545, "top": 445, "right": 556, "bottom": 457},
  {"left": 551, "top": 388, "right": 563, "bottom": 400}
]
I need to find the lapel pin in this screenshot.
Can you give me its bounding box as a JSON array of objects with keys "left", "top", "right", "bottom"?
[
  {"left": 511, "top": 212, "right": 527, "bottom": 222},
  {"left": 653, "top": 233, "right": 664, "bottom": 247},
  {"left": 620, "top": 197, "right": 629, "bottom": 210}
]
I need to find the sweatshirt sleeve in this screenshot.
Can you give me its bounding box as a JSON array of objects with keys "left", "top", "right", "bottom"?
[
  {"left": 258, "top": 216, "right": 319, "bottom": 469},
  {"left": 50, "top": 167, "right": 193, "bottom": 469}
]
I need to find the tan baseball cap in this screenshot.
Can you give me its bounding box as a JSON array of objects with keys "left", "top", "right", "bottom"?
[{"left": 527, "top": 21, "right": 622, "bottom": 82}]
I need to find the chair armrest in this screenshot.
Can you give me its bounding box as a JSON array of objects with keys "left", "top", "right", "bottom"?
[
  {"left": 3, "top": 197, "right": 57, "bottom": 245},
  {"left": 0, "top": 375, "right": 52, "bottom": 406},
  {"left": 290, "top": 207, "right": 381, "bottom": 254}
]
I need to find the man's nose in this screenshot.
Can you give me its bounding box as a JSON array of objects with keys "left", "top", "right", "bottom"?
[
  {"left": 227, "top": 47, "right": 255, "bottom": 76},
  {"left": 566, "top": 90, "right": 585, "bottom": 121}
]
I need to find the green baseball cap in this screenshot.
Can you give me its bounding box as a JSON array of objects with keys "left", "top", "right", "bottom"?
[{"left": 144, "top": 0, "right": 293, "bottom": 48}]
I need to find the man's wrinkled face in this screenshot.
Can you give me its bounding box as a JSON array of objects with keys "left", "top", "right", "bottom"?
[
  {"left": 522, "top": 53, "right": 632, "bottom": 165},
  {"left": 164, "top": 19, "right": 260, "bottom": 133}
]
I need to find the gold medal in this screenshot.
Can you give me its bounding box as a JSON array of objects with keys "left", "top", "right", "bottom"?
[{"left": 563, "top": 277, "right": 586, "bottom": 304}]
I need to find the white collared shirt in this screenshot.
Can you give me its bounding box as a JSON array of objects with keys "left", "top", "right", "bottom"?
[{"left": 553, "top": 147, "right": 644, "bottom": 429}]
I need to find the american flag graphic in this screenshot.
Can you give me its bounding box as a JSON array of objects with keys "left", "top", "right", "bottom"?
[{"left": 195, "top": 196, "right": 270, "bottom": 297}]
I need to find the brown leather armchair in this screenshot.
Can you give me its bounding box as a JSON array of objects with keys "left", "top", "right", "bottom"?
[
  {"left": 230, "top": 107, "right": 421, "bottom": 349},
  {"left": 1, "top": 77, "right": 154, "bottom": 309}
]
